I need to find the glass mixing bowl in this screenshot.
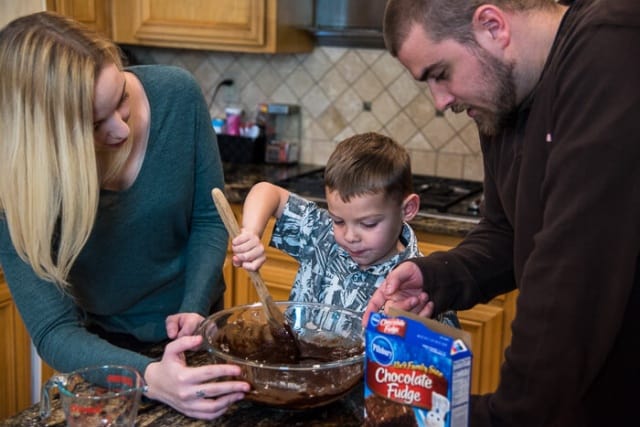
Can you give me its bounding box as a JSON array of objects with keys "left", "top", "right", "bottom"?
[{"left": 198, "top": 301, "right": 365, "bottom": 409}]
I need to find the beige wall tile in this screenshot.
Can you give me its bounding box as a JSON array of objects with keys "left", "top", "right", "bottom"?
[
  {"left": 285, "top": 66, "right": 314, "bottom": 98},
  {"left": 318, "top": 68, "right": 349, "bottom": 100},
  {"left": 350, "top": 112, "right": 383, "bottom": 135},
  {"left": 388, "top": 72, "right": 421, "bottom": 107},
  {"left": 319, "top": 46, "right": 348, "bottom": 63},
  {"left": 269, "top": 54, "right": 300, "bottom": 78},
  {"left": 408, "top": 150, "right": 438, "bottom": 176},
  {"left": 355, "top": 48, "right": 384, "bottom": 65},
  {"left": 463, "top": 154, "right": 485, "bottom": 181},
  {"left": 371, "top": 91, "right": 401, "bottom": 124},
  {"left": 371, "top": 53, "right": 406, "bottom": 87},
  {"left": 130, "top": 44, "right": 483, "bottom": 181},
  {"left": 436, "top": 152, "right": 465, "bottom": 178},
  {"left": 334, "top": 88, "right": 364, "bottom": 124},
  {"left": 404, "top": 93, "right": 437, "bottom": 129},
  {"left": 353, "top": 69, "right": 384, "bottom": 102},
  {"left": 302, "top": 139, "right": 336, "bottom": 165},
  {"left": 442, "top": 136, "right": 472, "bottom": 155},
  {"left": 385, "top": 111, "right": 419, "bottom": 145},
  {"left": 270, "top": 84, "right": 298, "bottom": 105},
  {"left": 406, "top": 132, "right": 435, "bottom": 152},
  {"left": 304, "top": 117, "right": 328, "bottom": 141},
  {"left": 254, "top": 63, "right": 282, "bottom": 96},
  {"left": 300, "top": 86, "right": 330, "bottom": 118},
  {"left": 318, "top": 106, "right": 347, "bottom": 140},
  {"left": 458, "top": 123, "right": 482, "bottom": 154},
  {"left": 335, "top": 50, "right": 367, "bottom": 84},
  {"left": 237, "top": 54, "right": 266, "bottom": 78},
  {"left": 422, "top": 119, "right": 456, "bottom": 150},
  {"left": 302, "top": 49, "right": 333, "bottom": 82}
]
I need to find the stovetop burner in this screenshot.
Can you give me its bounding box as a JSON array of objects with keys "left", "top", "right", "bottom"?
[
  {"left": 413, "top": 175, "right": 483, "bottom": 212},
  {"left": 275, "top": 169, "right": 483, "bottom": 221}
]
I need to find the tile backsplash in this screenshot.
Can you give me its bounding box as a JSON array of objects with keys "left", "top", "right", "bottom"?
[{"left": 123, "top": 44, "right": 483, "bottom": 181}]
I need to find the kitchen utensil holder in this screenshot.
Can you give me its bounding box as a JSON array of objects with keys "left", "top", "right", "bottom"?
[{"left": 217, "top": 134, "right": 266, "bottom": 164}]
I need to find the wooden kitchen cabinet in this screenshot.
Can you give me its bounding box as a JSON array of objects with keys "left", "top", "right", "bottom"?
[
  {"left": 223, "top": 204, "right": 518, "bottom": 395},
  {"left": 223, "top": 207, "right": 296, "bottom": 306},
  {"left": 110, "top": 0, "right": 314, "bottom": 53},
  {"left": 46, "top": 0, "right": 111, "bottom": 37},
  {"left": 0, "top": 273, "right": 32, "bottom": 420},
  {"left": 418, "top": 233, "right": 514, "bottom": 394}
]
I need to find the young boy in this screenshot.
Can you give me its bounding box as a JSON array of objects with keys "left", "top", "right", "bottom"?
[{"left": 230, "top": 132, "right": 458, "bottom": 327}]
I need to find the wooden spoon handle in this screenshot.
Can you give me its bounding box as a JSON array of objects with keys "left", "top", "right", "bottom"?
[
  {"left": 211, "top": 187, "right": 241, "bottom": 238},
  {"left": 211, "top": 188, "right": 285, "bottom": 324}
]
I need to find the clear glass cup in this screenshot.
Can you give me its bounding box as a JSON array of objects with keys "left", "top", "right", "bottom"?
[{"left": 40, "top": 365, "right": 147, "bottom": 427}]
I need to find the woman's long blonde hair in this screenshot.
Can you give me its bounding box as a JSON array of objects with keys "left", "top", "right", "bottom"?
[{"left": 0, "top": 12, "right": 126, "bottom": 287}]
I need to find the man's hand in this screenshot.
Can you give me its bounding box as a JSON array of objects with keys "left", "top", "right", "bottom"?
[{"left": 363, "top": 261, "right": 434, "bottom": 325}]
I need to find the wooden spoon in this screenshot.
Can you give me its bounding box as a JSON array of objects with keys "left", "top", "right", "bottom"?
[{"left": 211, "top": 188, "right": 301, "bottom": 361}]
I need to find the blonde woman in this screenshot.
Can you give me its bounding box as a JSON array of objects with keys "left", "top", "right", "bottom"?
[{"left": 0, "top": 12, "right": 248, "bottom": 419}]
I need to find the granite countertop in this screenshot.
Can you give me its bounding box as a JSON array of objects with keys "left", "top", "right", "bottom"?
[
  {"left": 4, "top": 348, "right": 364, "bottom": 427},
  {"left": 222, "top": 162, "right": 477, "bottom": 238}
]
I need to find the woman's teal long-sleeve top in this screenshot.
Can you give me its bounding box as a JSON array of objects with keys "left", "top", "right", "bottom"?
[{"left": 0, "top": 65, "right": 228, "bottom": 376}]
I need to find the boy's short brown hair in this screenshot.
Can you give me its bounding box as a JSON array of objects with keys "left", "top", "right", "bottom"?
[{"left": 324, "top": 132, "right": 413, "bottom": 204}]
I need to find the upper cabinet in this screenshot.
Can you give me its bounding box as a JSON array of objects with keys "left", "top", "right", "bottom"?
[
  {"left": 46, "top": 0, "right": 112, "bottom": 38},
  {"left": 110, "top": 0, "right": 314, "bottom": 53}
]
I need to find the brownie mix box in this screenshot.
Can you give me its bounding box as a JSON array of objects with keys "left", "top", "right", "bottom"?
[{"left": 364, "top": 308, "right": 472, "bottom": 427}]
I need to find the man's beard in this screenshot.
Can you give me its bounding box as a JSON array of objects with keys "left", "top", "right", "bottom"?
[{"left": 456, "top": 48, "right": 518, "bottom": 136}]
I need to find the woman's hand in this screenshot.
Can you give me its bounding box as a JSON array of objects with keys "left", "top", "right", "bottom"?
[
  {"left": 165, "top": 313, "right": 205, "bottom": 339},
  {"left": 144, "top": 335, "right": 250, "bottom": 420},
  {"left": 230, "top": 229, "right": 266, "bottom": 272}
]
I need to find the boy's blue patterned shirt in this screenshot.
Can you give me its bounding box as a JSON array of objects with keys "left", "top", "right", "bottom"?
[{"left": 270, "top": 193, "right": 459, "bottom": 328}]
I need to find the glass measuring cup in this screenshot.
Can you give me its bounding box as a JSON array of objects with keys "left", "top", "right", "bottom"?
[{"left": 40, "top": 365, "right": 147, "bottom": 427}]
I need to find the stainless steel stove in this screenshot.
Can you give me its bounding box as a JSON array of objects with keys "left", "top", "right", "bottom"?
[{"left": 275, "top": 169, "right": 483, "bottom": 223}]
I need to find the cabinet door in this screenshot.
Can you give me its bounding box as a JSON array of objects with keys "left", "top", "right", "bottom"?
[
  {"left": 457, "top": 304, "right": 504, "bottom": 394},
  {"left": 47, "top": 0, "right": 111, "bottom": 37},
  {"left": 111, "top": 0, "right": 313, "bottom": 53},
  {"left": 250, "top": 250, "right": 298, "bottom": 302},
  {"left": 419, "top": 234, "right": 511, "bottom": 395},
  {"left": 0, "top": 279, "right": 32, "bottom": 419}
]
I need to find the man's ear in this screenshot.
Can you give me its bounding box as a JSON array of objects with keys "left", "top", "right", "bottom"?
[
  {"left": 401, "top": 193, "right": 420, "bottom": 222},
  {"left": 472, "top": 5, "right": 510, "bottom": 50}
]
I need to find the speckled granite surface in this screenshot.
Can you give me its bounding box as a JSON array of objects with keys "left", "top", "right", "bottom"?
[
  {"left": 3, "top": 385, "right": 364, "bottom": 427},
  {"left": 3, "top": 349, "right": 364, "bottom": 427},
  {"left": 410, "top": 214, "right": 477, "bottom": 237}
]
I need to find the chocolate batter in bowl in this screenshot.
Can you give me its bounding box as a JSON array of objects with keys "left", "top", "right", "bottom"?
[{"left": 198, "top": 301, "right": 365, "bottom": 409}]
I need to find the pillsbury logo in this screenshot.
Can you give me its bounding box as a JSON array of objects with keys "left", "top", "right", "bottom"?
[
  {"left": 369, "top": 312, "right": 383, "bottom": 327},
  {"left": 370, "top": 335, "right": 394, "bottom": 366}
]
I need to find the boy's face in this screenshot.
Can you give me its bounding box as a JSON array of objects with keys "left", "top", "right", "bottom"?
[{"left": 326, "top": 189, "right": 408, "bottom": 269}]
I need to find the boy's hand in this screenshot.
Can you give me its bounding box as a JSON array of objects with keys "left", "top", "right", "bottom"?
[{"left": 230, "top": 229, "right": 266, "bottom": 271}]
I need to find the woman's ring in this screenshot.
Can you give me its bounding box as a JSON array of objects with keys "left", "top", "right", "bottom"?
[{"left": 195, "top": 390, "right": 206, "bottom": 399}]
